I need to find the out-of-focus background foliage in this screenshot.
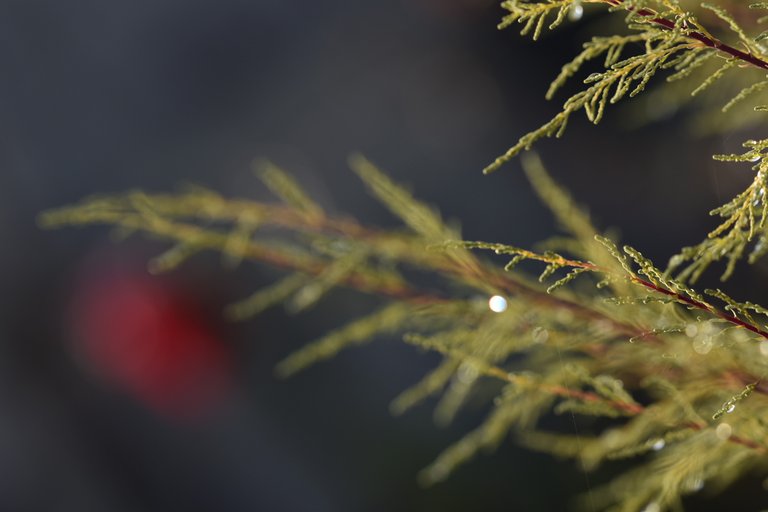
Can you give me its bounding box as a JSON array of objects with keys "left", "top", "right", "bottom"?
[{"left": 2, "top": 1, "right": 766, "bottom": 510}]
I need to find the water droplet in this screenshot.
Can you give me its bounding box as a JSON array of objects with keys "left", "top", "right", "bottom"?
[
  {"left": 652, "top": 439, "right": 665, "bottom": 451},
  {"left": 726, "top": 403, "right": 736, "bottom": 414},
  {"left": 488, "top": 295, "right": 508, "bottom": 313},
  {"left": 716, "top": 422, "right": 733, "bottom": 440},
  {"left": 569, "top": 2, "right": 584, "bottom": 21}
]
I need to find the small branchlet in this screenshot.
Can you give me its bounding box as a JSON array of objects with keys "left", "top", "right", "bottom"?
[
  {"left": 712, "top": 382, "right": 757, "bottom": 420},
  {"left": 669, "top": 138, "right": 768, "bottom": 281},
  {"left": 486, "top": 0, "right": 768, "bottom": 174},
  {"left": 275, "top": 303, "right": 412, "bottom": 378},
  {"left": 498, "top": 0, "right": 579, "bottom": 40},
  {"left": 42, "top": 155, "right": 768, "bottom": 509},
  {"left": 39, "top": 5, "right": 768, "bottom": 504}
]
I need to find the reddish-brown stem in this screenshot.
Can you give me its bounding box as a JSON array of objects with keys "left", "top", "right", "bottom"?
[
  {"left": 516, "top": 248, "right": 768, "bottom": 343},
  {"left": 632, "top": 277, "right": 768, "bottom": 340},
  {"left": 683, "top": 420, "right": 765, "bottom": 451},
  {"left": 485, "top": 364, "right": 646, "bottom": 414},
  {"left": 601, "top": 0, "right": 768, "bottom": 71},
  {"left": 164, "top": 201, "right": 768, "bottom": 349},
  {"left": 57, "top": 204, "right": 768, "bottom": 452},
  {"left": 486, "top": 362, "right": 766, "bottom": 452},
  {"left": 179, "top": 202, "right": 768, "bottom": 342},
  {"left": 119, "top": 196, "right": 652, "bottom": 339}
]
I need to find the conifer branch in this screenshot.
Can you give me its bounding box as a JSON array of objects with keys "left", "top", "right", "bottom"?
[
  {"left": 457, "top": 237, "right": 768, "bottom": 342},
  {"left": 39, "top": 4, "right": 768, "bottom": 505},
  {"left": 487, "top": 0, "right": 768, "bottom": 174},
  {"left": 43, "top": 159, "right": 768, "bottom": 506},
  {"left": 602, "top": 0, "right": 768, "bottom": 71}
]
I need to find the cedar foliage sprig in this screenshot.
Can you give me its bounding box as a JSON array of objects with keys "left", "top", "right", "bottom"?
[
  {"left": 668, "top": 139, "right": 768, "bottom": 281},
  {"left": 42, "top": 154, "right": 768, "bottom": 511},
  {"left": 39, "top": 2, "right": 768, "bottom": 510},
  {"left": 491, "top": 0, "right": 768, "bottom": 281}
]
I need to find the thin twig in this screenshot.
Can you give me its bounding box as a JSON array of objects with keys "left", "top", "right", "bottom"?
[{"left": 601, "top": 0, "right": 768, "bottom": 70}]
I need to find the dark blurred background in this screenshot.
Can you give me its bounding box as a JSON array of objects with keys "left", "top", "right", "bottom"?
[{"left": 2, "top": 0, "right": 767, "bottom": 510}]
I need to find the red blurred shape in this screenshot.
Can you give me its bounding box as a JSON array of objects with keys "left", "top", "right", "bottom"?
[{"left": 70, "top": 263, "right": 232, "bottom": 421}]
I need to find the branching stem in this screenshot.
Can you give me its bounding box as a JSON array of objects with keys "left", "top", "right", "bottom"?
[
  {"left": 480, "top": 355, "right": 766, "bottom": 452},
  {"left": 601, "top": 0, "right": 768, "bottom": 70},
  {"left": 633, "top": 277, "right": 768, "bottom": 340},
  {"left": 501, "top": 247, "right": 768, "bottom": 343}
]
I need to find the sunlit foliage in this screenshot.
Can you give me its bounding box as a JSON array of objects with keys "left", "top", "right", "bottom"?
[
  {"left": 40, "top": 1, "right": 768, "bottom": 510},
  {"left": 42, "top": 155, "right": 768, "bottom": 511}
]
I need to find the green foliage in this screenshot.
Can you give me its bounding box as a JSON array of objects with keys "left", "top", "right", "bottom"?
[
  {"left": 39, "top": 1, "right": 768, "bottom": 510},
  {"left": 41, "top": 155, "right": 768, "bottom": 511},
  {"left": 669, "top": 139, "right": 768, "bottom": 282},
  {"left": 275, "top": 303, "right": 412, "bottom": 378},
  {"left": 488, "top": 0, "right": 768, "bottom": 283}
]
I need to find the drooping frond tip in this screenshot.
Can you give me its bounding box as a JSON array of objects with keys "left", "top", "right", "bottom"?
[
  {"left": 668, "top": 138, "right": 768, "bottom": 282},
  {"left": 485, "top": 0, "right": 768, "bottom": 173}
]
